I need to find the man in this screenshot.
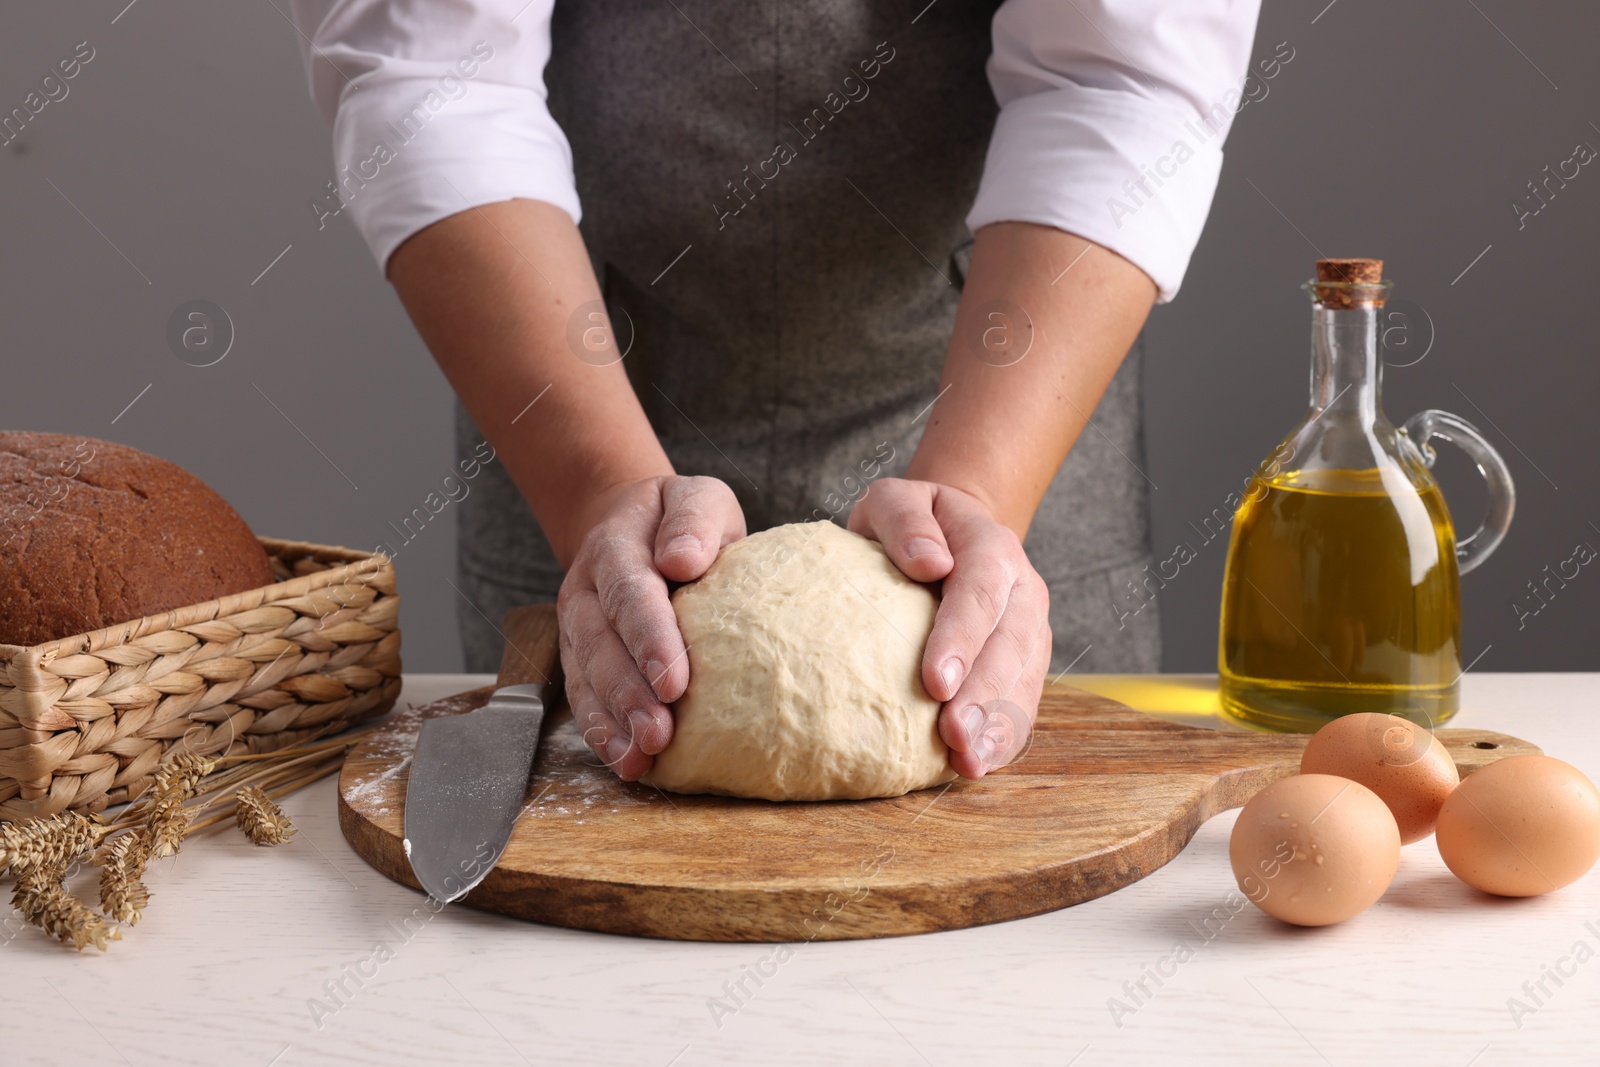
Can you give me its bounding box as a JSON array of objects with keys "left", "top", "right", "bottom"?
[{"left": 291, "top": 0, "right": 1261, "bottom": 781}]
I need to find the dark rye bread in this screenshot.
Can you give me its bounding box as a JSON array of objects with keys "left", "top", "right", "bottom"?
[{"left": 0, "top": 432, "right": 275, "bottom": 647}]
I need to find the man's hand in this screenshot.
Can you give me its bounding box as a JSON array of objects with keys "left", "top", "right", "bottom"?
[
  {"left": 557, "top": 475, "right": 746, "bottom": 780},
  {"left": 848, "top": 478, "right": 1051, "bottom": 777},
  {"left": 872, "top": 223, "right": 1154, "bottom": 774}
]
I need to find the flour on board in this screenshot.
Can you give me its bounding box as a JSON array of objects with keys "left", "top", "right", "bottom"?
[{"left": 341, "top": 692, "right": 659, "bottom": 820}]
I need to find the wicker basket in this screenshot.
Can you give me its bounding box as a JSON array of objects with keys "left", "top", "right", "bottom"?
[{"left": 0, "top": 538, "right": 401, "bottom": 822}]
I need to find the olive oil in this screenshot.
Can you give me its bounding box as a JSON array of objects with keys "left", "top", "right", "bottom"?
[
  {"left": 1217, "top": 258, "right": 1514, "bottom": 732},
  {"left": 1219, "top": 466, "right": 1461, "bottom": 730}
]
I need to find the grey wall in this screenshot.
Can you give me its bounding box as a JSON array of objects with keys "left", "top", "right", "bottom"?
[
  {"left": 3, "top": 2, "right": 1595, "bottom": 673},
  {"left": 2, "top": 2, "right": 465, "bottom": 669}
]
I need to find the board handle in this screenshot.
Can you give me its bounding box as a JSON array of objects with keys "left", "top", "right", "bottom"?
[{"left": 496, "top": 604, "right": 564, "bottom": 690}]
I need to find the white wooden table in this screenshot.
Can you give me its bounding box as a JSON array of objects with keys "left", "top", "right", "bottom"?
[{"left": 9, "top": 674, "right": 1598, "bottom": 1066}]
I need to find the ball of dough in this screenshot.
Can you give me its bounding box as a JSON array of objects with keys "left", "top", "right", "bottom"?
[{"left": 642, "top": 521, "right": 955, "bottom": 801}]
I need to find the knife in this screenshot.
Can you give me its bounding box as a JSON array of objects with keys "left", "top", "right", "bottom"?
[{"left": 403, "top": 681, "right": 552, "bottom": 904}]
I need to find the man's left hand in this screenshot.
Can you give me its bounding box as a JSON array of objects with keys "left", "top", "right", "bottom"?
[{"left": 848, "top": 478, "right": 1051, "bottom": 777}]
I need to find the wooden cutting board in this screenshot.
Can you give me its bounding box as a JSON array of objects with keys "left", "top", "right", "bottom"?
[{"left": 338, "top": 605, "right": 1538, "bottom": 941}]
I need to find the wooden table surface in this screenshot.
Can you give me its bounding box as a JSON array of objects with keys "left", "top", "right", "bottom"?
[{"left": 10, "top": 673, "right": 1598, "bottom": 1066}]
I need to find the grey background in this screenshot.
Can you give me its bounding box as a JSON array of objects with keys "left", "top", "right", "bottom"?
[{"left": 2, "top": 1, "right": 1594, "bottom": 673}]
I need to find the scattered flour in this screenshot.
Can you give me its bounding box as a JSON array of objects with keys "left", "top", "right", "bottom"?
[{"left": 342, "top": 690, "right": 661, "bottom": 821}]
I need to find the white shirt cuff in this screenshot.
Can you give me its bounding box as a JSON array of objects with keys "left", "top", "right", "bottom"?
[
  {"left": 330, "top": 78, "right": 581, "bottom": 272},
  {"left": 967, "top": 84, "right": 1227, "bottom": 304}
]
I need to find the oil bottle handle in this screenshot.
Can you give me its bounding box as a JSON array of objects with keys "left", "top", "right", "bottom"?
[{"left": 1401, "top": 409, "right": 1515, "bottom": 575}]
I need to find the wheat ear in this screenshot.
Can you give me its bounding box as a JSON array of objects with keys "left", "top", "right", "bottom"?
[
  {"left": 141, "top": 750, "right": 217, "bottom": 859},
  {"left": 97, "top": 830, "right": 153, "bottom": 925},
  {"left": 0, "top": 813, "right": 111, "bottom": 877},
  {"left": 233, "top": 786, "right": 298, "bottom": 846},
  {"left": 12, "top": 869, "right": 118, "bottom": 952}
]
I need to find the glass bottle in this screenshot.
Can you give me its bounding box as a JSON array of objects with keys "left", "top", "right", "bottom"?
[{"left": 1217, "top": 258, "right": 1515, "bottom": 731}]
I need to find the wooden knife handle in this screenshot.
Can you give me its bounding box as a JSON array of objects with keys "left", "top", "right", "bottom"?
[{"left": 495, "top": 604, "right": 564, "bottom": 691}]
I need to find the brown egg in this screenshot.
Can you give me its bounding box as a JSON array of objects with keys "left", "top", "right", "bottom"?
[
  {"left": 1300, "top": 713, "right": 1459, "bottom": 844},
  {"left": 1229, "top": 774, "right": 1401, "bottom": 926},
  {"left": 1435, "top": 755, "right": 1600, "bottom": 897}
]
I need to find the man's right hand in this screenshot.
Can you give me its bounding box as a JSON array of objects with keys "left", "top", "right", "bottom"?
[
  {"left": 557, "top": 475, "right": 746, "bottom": 781},
  {"left": 386, "top": 203, "right": 744, "bottom": 780}
]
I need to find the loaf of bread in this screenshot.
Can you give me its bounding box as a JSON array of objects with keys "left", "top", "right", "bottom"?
[{"left": 0, "top": 432, "right": 275, "bottom": 646}]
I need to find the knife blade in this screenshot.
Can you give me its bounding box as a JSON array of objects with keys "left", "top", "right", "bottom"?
[{"left": 403, "top": 682, "right": 551, "bottom": 904}]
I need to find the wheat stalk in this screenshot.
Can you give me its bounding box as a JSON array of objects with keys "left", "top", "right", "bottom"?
[
  {"left": 103, "top": 728, "right": 369, "bottom": 834},
  {"left": 191, "top": 746, "right": 341, "bottom": 818},
  {"left": 5, "top": 718, "right": 379, "bottom": 951},
  {"left": 185, "top": 755, "right": 347, "bottom": 835}
]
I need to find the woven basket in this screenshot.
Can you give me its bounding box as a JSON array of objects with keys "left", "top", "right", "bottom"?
[{"left": 0, "top": 538, "right": 401, "bottom": 822}]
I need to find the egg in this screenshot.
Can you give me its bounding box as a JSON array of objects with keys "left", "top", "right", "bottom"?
[
  {"left": 1300, "top": 713, "right": 1459, "bottom": 844},
  {"left": 1229, "top": 774, "right": 1401, "bottom": 926},
  {"left": 1435, "top": 755, "right": 1600, "bottom": 897}
]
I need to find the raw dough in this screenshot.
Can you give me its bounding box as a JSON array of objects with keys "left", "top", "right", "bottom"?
[{"left": 642, "top": 521, "right": 955, "bottom": 801}]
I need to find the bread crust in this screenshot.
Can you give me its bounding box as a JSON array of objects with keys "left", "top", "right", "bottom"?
[{"left": 0, "top": 432, "right": 274, "bottom": 646}]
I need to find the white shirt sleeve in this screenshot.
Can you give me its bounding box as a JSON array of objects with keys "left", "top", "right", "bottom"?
[
  {"left": 290, "top": 0, "right": 579, "bottom": 272},
  {"left": 967, "top": 0, "right": 1265, "bottom": 302}
]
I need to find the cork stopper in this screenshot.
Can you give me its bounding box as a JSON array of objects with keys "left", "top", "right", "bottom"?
[{"left": 1311, "top": 258, "right": 1388, "bottom": 309}]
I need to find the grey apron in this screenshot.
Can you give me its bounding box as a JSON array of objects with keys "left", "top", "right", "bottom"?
[{"left": 454, "top": 0, "right": 1160, "bottom": 675}]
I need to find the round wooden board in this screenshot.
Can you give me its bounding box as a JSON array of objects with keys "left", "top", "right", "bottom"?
[{"left": 338, "top": 608, "right": 1539, "bottom": 942}]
